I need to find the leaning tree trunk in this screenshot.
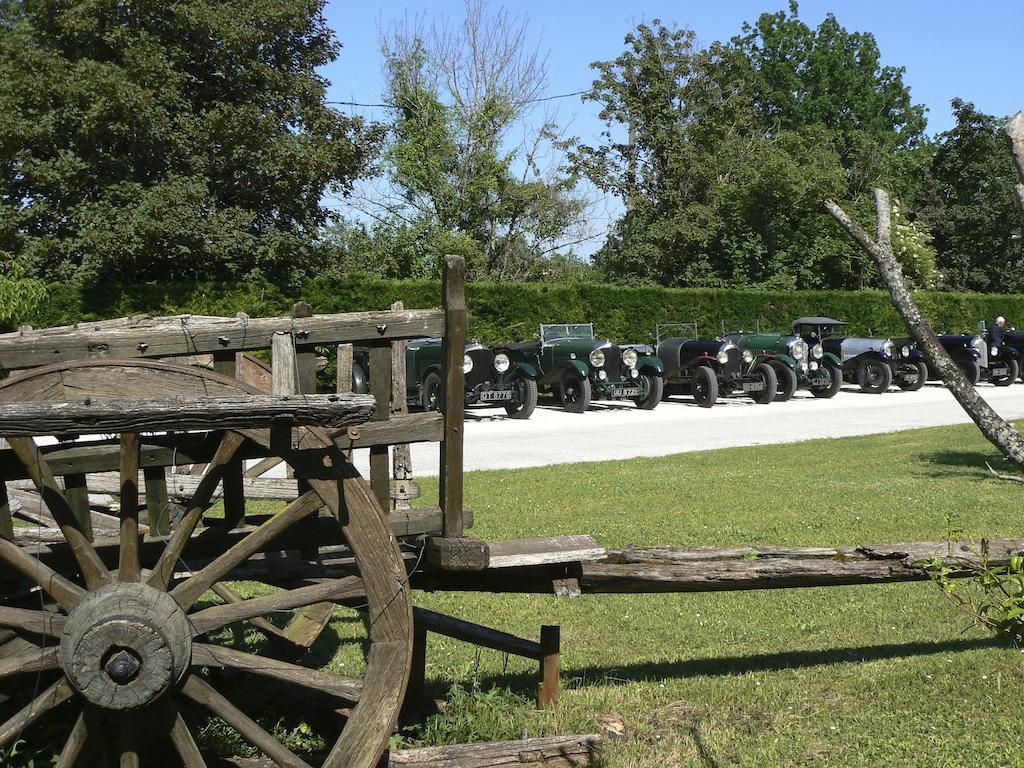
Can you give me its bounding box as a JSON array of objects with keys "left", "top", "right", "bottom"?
[
  {"left": 824, "top": 188, "right": 1024, "bottom": 473},
  {"left": 1005, "top": 112, "right": 1024, "bottom": 211}
]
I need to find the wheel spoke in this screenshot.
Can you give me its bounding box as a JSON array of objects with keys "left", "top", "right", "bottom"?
[
  {"left": 166, "top": 701, "right": 208, "bottom": 768},
  {"left": 209, "top": 582, "right": 304, "bottom": 653},
  {"left": 118, "top": 433, "right": 141, "bottom": 582},
  {"left": 170, "top": 490, "right": 322, "bottom": 609},
  {"left": 0, "top": 646, "right": 59, "bottom": 680},
  {"left": 54, "top": 711, "right": 89, "bottom": 768},
  {"left": 148, "top": 431, "right": 246, "bottom": 591},
  {"left": 181, "top": 676, "right": 314, "bottom": 768},
  {"left": 7, "top": 436, "right": 110, "bottom": 589},
  {"left": 0, "top": 537, "right": 86, "bottom": 611},
  {"left": 0, "top": 677, "right": 74, "bottom": 750},
  {"left": 192, "top": 643, "right": 362, "bottom": 702},
  {"left": 188, "top": 576, "right": 363, "bottom": 635},
  {"left": 119, "top": 712, "right": 141, "bottom": 768},
  {"left": 0, "top": 605, "right": 66, "bottom": 637}
]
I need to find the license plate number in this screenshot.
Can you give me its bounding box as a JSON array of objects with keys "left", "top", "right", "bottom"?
[
  {"left": 809, "top": 377, "right": 829, "bottom": 387},
  {"left": 480, "top": 390, "right": 513, "bottom": 401},
  {"left": 742, "top": 381, "right": 764, "bottom": 392},
  {"left": 618, "top": 387, "right": 641, "bottom": 397},
  {"left": 991, "top": 366, "right": 1008, "bottom": 377}
]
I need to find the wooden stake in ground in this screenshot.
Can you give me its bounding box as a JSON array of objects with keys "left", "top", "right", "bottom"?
[{"left": 825, "top": 188, "right": 1024, "bottom": 473}]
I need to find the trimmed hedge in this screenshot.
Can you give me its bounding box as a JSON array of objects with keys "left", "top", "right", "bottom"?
[{"left": 10, "top": 278, "right": 1024, "bottom": 344}]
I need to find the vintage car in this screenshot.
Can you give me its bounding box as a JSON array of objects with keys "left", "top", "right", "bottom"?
[
  {"left": 404, "top": 338, "right": 539, "bottom": 418},
  {"left": 887, "top": 337, "right": 929, "bottom": 391},
  {"left": 1005, "top": 329, "right": 1024, "bottom": 382},
  {"left": 652, "top": 324, "right": 776, "bottom": 408},
  {"left": 791, "top": 317, "right": 899, "bottom": 394},
  {"left": 980, "top": 322, "right": 1021, "bottom": 385},
  {"left": 927, "top": 333, "right": 986, "bottom": 384},
  {"left": 503, "top": 323, "right": 664, "bottom": 413},
  {"left": 723, "top": 331, "right": 809, "bottom": 401}
]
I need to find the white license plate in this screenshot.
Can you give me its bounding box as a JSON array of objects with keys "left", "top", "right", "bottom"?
[
  {"left": 617, "top": 387, "right": 641, "bottom": 397},
  {"left": 480, "top": 390, "right": 513, "bottom": 401},
  {"left": 742, "top": 381, "right": 765, "bottom": 392},
  {"left": 991, "top": 366, "right": 1008, "bottom": 377},
  {"left": 809, "top": 377, "right": 829, "bottom": 387}
]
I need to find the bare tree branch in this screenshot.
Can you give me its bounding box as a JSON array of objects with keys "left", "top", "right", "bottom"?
[{"left": 826, "top": 189, "right": 1024, "bottom": 473}]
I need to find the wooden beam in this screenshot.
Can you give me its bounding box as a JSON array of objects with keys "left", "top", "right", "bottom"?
[
  {"left": 0, "top": 309, "right": 446, "bottom": 371},
  {"left": 387, "top": 735, "right": 603, "bottom": 767},
  {"left": 413, "top": 607, "right": 541, "bottom": 660},
  {"left": 439, "top": 255, "right": 466, "bottom": 537},
  {"left": 143, "top": 467, "right": 171, "bottom": 536},
  {"left": 0, "top": 394, "right": 375, "bottom": 435},
  {"left": 390, "top": 301, "right": 415, "bottom": 513},
  {"left": 538, "top": 625, "right": 560, "bottom": 710},
  {"left": 368, "top": 345, "right": 393, "bottom": 511},
  {"left": 487, "top": 536, "right": 605, "bottom": 568}
]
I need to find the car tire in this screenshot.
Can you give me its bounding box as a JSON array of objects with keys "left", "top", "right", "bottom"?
[
  {"left": 504, "top": 377, "right": 538, "bottom": 419},
  {"left": 692, "top": 365, "right": 718, "bottom": 408},
  {"left": 560, "top": 372, "right": 591, "bottom": 413},
  {"left": 992, "top": 358, "right": 1019, "bottom": 387},
  {"left": 810, "top": 359, "right": 843, "bottom": 398},
  {"left": 857, "top": 359, "right": 892, "bottom": 394},
  {"left": 770, "top": 362, "right": 798, "bottom": 402},
  {"left": 750, "top": 362, "right": 777, "bottom": 404},
  {"left": 420, "top": 371, "right": 442, "bottom": 411},
  {"left": 958, "top": 359, "right": 981, "bottom": 385},
  {"left": 633, "top": 372, "right": 663, "bottom": 410},
  {"left": 898, "top": 361, "right": 928, "bottom": 391}
]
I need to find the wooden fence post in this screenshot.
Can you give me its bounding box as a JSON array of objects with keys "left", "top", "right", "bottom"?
[
  {"left": 439, "top": 255, "right": 466, "bottom": 538},
  {"left": 368, "top": 345, "right": 393, "bottom": 510},
  {"left": 538, "top": 625, "right": 560, "bottom": 710},
  {"left": 391, "top": 301, "right": 416, "bottom": 513}
]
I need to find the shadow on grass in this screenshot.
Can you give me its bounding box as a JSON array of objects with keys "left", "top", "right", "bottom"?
[
  {"left": 918, "top": 450, "right": 1003, "bottom": 478},
  {"left": 456, "top": 636, "right": 1003, "bottom": 699}
]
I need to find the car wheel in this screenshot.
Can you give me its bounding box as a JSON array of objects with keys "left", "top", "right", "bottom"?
[
  {"left": 770, "top": 362, "right": 798, "bottom": 402},
  {"left": 420, "top": 371, "right": 442, "bottom": 411},
  {"left": 958, "top": 359, "right": 981, "bottom": 385},
  {"left": 750, "top": 362, "right": 777, "bottom": 404},
  {"left": 560, "top": 372, "right": 591, "bottom": 413},
  {"left": 898, "top": 361, "right": 928, "bottom": 391},
  {"left": 633, "top": 372, "right": 663, "bottom": 410},
  {"left": 504, "top": 376, "right": 538, "bottom": 419},
  {"left": 810, "top": 359, "right": 843, "bottom": 398},
  {"left": 992, "top": 358, "right": 1019, "bottom": 386},
  {"left": 692, "top": 365, "right": 718, "bottom": 408},
  {"left": 857, "top": 358, "right": 892, "bottom": 394}
]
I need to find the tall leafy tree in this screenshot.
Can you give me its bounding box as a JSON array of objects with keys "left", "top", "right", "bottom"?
[
  {"left": 0, "top": 0, "right": 378, "bottom": 286},
  {"left": 339, "top": 0, "right": 589, "bottom": 281},
  {"left": 919, "top": 99, "right": 1024, "bottom": 293},
  {"left": 574, "top": 4, "right": 931, "bottom": 290}
]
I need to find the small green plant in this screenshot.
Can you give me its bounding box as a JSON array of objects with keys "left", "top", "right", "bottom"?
[
  {"left": 923, "top": 539, "right": 1024, "bottom": 645},
  {"left": 410, "top": 680, "right": 533, "bottom": 746}
]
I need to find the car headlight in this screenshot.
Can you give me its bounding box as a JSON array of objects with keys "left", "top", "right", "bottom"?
[
  {"left": 622, "top": 348, "right": 639, "bottom": 368},
  {"left": 812, "top": 343, "right": 824, "bottom": 360},
  {"left": 589, "top": 349, "right": 605, "bottom": 368},
  {"left": 598, "top": 370, "right": 608, "bottom": 380},
  {"left": 463, "top": 354, "right": 473, "bottom": 374},
  {"left": 790, "top": 340, "right": 807, "bottom": 361},
  {"left": 809, "top": 361, "right": 819, "bottom": 371},
  {"left": 901, "top": 345, "right": 911, "bottom": 358},
  {"left": 741, "top": 349, "right": 754, "bottom": 364},
  {"left": 630, "top": 368, "right": 639, "bottom": 378},
  {"left": 717, "top": 349, "right": 730, "bottom": 365},
  {"left": 493, "top": 352, "right": 510, "bottom": 373},
  {"left": 991, "top": 345, "right": 999, "bottom": 357},
  {"left": 882, "top": 340, "right": 895, "bottom": 358}
]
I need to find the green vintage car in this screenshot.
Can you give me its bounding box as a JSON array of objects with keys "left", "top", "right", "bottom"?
[
  {"left": 404, "top": 338, "right": 539, "bottom": 419},
  {"left": 723, "top": 331, "right": 809, "bottom": 402},
  {"left": 504, "top": 323, "right": 664, "bottom": 412}
]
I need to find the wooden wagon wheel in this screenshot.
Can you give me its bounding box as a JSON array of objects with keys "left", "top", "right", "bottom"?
[{"left": 0, "top": 359, "right": 413, "bottom": 768}]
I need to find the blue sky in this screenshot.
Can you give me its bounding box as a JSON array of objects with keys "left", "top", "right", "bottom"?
[{"left": 323, "top": 0, "right": 1023, "bottom": 140}]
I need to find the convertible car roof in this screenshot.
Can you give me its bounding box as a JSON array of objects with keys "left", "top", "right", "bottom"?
[{"left": 792, "top": 316, "right": 847, "bottom": 326}]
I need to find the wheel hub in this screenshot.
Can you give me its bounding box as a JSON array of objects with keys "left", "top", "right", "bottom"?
[{"left": 59, "top": 582, "right": 192, "bottom": 710}]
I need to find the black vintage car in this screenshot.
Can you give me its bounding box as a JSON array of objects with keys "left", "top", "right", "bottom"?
[
  {"left": 979, "top": 322, "right": 1021, "bottom": 385},
  {"left": 888, "top": 338, "right": 929, "bottom": 391},
  {"left": 1006, "top": 329, "right": 1024, "bottom": 382},
  {"left": 504, "top": 324, "right": 664, "bottom": 413},
  {"left": 404, "top": 338, "right": 539, "bottom": 418},
  {"left": 927, "top": 333, "right": 986, "bottom": 384},
  {"left": 651, "top": 323, "right": 776, "bottom": 408}
]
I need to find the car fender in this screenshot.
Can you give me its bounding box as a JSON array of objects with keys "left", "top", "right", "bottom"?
[
  {"left": 636, "top": 356, "right": 664, "bottom": 375},
  {"left": 822, "top": 351, "right": 842, "bottom": 367},
  {"left": 508, "top": 361, "right": 538, "bottom": 380},
  {"left": 768, "top": 353, "right": 796, "bottom": 369},
  {"left": 351, "top": 362, "right": 369, "bottom": 395},
  {"left": 539, "top": 359, "right": 589, "bottom": 386},
  {"left": 1003, "top": 345, "right": 1021, "bottom": 361}
]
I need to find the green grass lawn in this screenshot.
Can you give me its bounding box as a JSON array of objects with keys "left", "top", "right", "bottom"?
[{"left": 381, "top": 421, "right": 1024, "bottom": 767}]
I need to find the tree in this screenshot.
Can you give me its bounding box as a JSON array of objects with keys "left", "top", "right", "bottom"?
[
  {"left": 573, "top": 5, "right": 930, "bottom": 290},
  {"left": 340, "top": 0, "right": 589, "bottom": 281},
  {"left": 0, "top": 0, "right": 379, "bottom": 286},
  {"left": 918, "top": 99, "right": 1024, "bottom": 292}
]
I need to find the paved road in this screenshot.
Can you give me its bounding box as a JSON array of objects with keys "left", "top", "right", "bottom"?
[{"left": 353, "top": 382, "right": 1024, "bottom": 478}]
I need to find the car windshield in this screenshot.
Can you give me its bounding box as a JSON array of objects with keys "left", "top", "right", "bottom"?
[
  {"left": 800, "top": 324, "right": 844, "bottom": 340},
  {"left": 541, "top": 324, "right": 594, "bottom": 342}
]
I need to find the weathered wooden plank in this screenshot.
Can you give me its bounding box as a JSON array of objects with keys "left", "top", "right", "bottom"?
[
  {"left": 538, "top": 625, "right": 560, "bottom": 710},
  {"left": 439, "top": 255, "right": 466, "bottom": 537},
  {"left": 337, "top": 344, "right": 354, "bottom": 394},
  {"left": 0, "top": 394, "right": 375, "bottom": 435},
  {"left": 143, "top": 466, "right": 171, "bottom": 536},
  {"left": 0, "top": 310, "right": 446, "bottom": 371},
  {"left": 414, "top": 607, "right": 541, "bottom": 660},
  {"left": 390, "top": 301, "right": 416, "bottom": 513},
  {"left": 488, "top": 536, "right": 606, "bottom": 569},
  {"left": 368, "top": 345, "right": 392, "bottom": 511},
  {"left": 333, "top": 412, "right": 443, "bottom": 450},
  {"left": 425, "top": 536, "right": 489, "bottom": 571}
]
